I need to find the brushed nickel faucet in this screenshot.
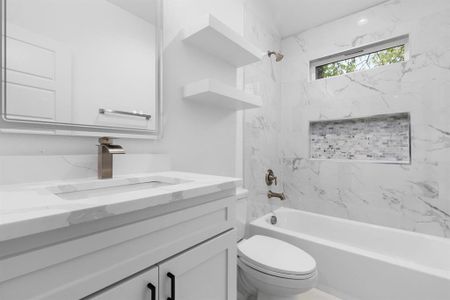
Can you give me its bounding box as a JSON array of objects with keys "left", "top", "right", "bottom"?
[
  {"left": 98, "top": 137, "right": 125, "bottom": 179},
  {"left": 265, "top": 169, "right": 278, "bottom": 186},
  {"left": 268, "top": 190, "right": 285, "bottom": 200},
  {"left": 265, "top": 169, "right": 286, "bottom": 200}
]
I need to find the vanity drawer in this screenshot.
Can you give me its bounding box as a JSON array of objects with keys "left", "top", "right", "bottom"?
[{"left": 82, "top": 267, "right": 158, "bottom": 300}]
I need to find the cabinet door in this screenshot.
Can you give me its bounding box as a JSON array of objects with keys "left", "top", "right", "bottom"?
[
  {"left": 159, "top": 230, "right": 236, "bottom": 300},
  {"left": 84, "top": 266, "right": 158, "bottom": 300}
]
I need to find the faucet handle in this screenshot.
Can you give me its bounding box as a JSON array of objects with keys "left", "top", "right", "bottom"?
[
  {"left": 265, "top": 169, "right": 278, "bottom": 186},
  {"left": 98, "top": 137, "right": 112, "bottom": 145}
]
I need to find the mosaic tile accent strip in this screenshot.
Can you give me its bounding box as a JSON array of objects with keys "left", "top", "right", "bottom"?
[{"left": 310, "top": 113, "right": 411, "bottom": 163}]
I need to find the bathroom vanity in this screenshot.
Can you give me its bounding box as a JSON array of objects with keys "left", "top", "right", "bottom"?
[{"left": 0, "top": 172, "right": 240, "bottom": 300}]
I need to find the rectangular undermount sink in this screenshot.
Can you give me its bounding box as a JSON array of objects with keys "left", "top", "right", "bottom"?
[{"left": 48, "top": 176, "right": 187, "bottom": 201}]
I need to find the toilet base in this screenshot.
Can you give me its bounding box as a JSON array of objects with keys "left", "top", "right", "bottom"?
[{"left": 237, "top": 259, "right": 317, "bottom": 300}]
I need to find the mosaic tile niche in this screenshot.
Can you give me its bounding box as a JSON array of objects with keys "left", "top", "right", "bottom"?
[{"left": 310, "top": 113, "right": 411, "bottom": 163}]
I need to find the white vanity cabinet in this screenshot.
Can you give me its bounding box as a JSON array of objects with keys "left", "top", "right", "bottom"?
[
  {"left": 158, "top": 231, "right": 236, "bottom": 300},
  {"left": 84, "top": 231, "right": 236, "bottom": 300},
  {"left": 0, "top": 192, "right": 237, "bottom": 300}
]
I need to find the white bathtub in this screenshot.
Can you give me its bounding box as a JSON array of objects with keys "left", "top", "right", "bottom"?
[{"left": 250, "top": 207, "right": 450, "bottom": 300}]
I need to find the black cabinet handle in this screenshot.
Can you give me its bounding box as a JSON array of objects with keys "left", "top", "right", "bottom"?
[
  {"left": 147, "top": 282, "right": 156, "bottom": 300},
  {"left": 167, "top": 272, "right": 175, "bottom": 300}
]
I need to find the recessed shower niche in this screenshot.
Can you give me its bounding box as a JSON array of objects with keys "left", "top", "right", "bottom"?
[{"left": 310, "top": 113, "right": 411, "bottom": 163}]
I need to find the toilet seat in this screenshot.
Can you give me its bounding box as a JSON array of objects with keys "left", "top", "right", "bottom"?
[{"left": 238, "top": 235, "right": 316, "bottom": 280}]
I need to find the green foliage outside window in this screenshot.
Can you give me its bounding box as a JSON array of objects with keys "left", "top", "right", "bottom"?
[{"left": 316, "top": 45, "right": 405, "bottom": 79}]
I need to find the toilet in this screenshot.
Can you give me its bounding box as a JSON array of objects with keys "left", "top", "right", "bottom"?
[{"left": 236, "top": 189, "right": 318, "bottom": 300}]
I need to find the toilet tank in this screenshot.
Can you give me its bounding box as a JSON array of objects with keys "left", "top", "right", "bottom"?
[{"left": 235, "top": 188, "right": 249, "bottom": 241}]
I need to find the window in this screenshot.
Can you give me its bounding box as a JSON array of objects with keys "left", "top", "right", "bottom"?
[{"left": 310, "top": 35, "right": 408, "bottom": 80}]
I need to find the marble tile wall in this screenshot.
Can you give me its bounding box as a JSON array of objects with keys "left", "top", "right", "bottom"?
[
  {"left": 310, "top": 113, "right": 411, "bottom": 163},
  {"left": 242, "top": 1, "right": 283, "bottom": 221},
  {"left": 278, "top": 0, "right": 450, "bottom": 237}
]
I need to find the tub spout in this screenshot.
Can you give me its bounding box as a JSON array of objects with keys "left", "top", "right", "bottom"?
[{"left": 268, "top": 190, "right": 285, "bottom": 200}]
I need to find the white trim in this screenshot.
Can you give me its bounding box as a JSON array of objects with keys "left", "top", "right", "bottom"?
[
  {"left": 310, "top": 34, "right": 409, "bottom": 81},
  {"left": 235, "top": 67, "right": 244, "bottom": 180}
]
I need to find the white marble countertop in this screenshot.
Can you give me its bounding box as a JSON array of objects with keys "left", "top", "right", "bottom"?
[{"left": 0, "top": 171, "right": 241, "bottom": 242}]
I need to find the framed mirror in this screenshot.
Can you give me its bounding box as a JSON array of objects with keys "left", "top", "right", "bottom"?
[{"left": 1, "top": 0, "right": 162, "bottom": 138}]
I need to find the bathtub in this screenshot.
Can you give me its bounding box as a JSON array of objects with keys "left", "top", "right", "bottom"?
[{"left": 249, "top": 207, "right": 450, "bottom": 300}]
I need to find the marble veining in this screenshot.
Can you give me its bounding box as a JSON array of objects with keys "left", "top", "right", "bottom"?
[
  {"left": 0, "top": 172, "right": 241, "bottom": 242},
  {"left": 0, "top": 154, "right": 172, "bottom": 185},
  {"left": 244, "top": 0, "right": 450, "bottom": 238},
  {"left": 243, "top": 1, "right": 284, "bottom": 223}
]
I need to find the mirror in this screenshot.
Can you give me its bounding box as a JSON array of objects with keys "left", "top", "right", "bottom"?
[{"left": 1, "top": 0, "right": 162, "bottom": 138}]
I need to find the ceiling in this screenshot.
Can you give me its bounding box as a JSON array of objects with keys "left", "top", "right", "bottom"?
[
  {"left": 107, "top": 0, "right": 157, "bottom": 25},
  {"left": 264, "top": 0, "right": 389, "bottom": 37}
]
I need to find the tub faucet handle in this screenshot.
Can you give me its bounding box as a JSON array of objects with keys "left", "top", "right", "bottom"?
[{"left": 265, "top": 169, "right": 277, "bottom": 186}]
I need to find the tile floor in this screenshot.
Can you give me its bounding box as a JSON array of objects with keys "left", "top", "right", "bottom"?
[{"left": 296, "top": 289, "right": 341, "bottom": 300}]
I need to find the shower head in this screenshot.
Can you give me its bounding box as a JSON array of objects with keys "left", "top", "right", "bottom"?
[{"left": 268, "top": 50, "right": 284, "bottom": 62}]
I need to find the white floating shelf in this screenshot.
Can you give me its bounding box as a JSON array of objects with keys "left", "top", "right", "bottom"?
[
  {"left": 183, "top": 14, "right": 264, "bottom": 67},
  {"left": 183, "top": 79, "right": 262, "bottom": 111}
]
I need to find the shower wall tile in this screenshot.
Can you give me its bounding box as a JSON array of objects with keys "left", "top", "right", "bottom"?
[
  {"left": 244, "top": 0, "right": 450, "bottom": 238},
  {"left": 243, "top": 1, "right": 283, "bottom": 223}
]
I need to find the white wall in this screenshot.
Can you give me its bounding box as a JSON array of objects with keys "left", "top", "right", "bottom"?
[{"left": 158, "top": 0, "right": 247, "bottom": 177}]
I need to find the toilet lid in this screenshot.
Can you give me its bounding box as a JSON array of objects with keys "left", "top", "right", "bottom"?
[{"left": 238, "top": 235, "right": 316, "bottom": 276}]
